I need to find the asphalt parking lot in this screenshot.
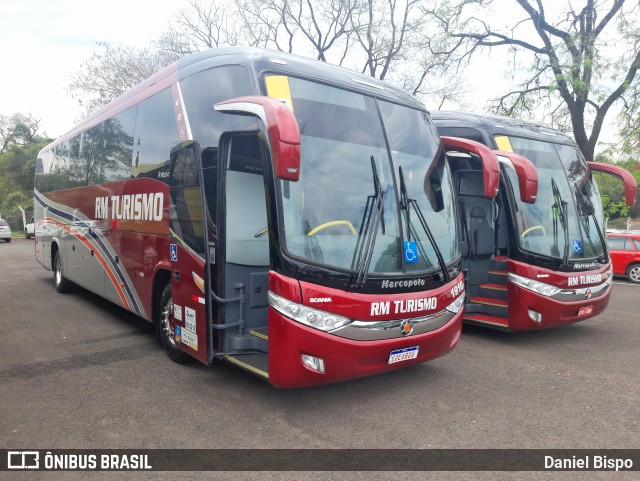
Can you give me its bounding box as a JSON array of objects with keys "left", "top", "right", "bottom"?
[{"left": 1, "top": 238, "right": 638, "bottom": 480}]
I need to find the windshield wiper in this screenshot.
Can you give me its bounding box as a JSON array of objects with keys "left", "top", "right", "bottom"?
[
  {"left": 398, "top": 166, "right": 450, "bottom": 282},
  {"left": 551, "top": 178, "right": 569, "bottom": 268},
  {"left": 351, "top": 156, "right": 385, "bottom": 288},
  {"left": 574, "top": 183, "right": 608, "bottom": 263}
]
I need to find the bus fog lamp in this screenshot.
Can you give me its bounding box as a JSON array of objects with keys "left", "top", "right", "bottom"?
[
  {"left": 528, "top": 309, "right": 542, "bottom": 324},
  {"left": 301, "top": 354, "right": 325, "bottom": 373}
]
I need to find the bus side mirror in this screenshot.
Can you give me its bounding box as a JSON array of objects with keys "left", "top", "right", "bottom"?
[
  {"left": 214, "top": 96, "right": 301, "bottom": 181},
  {"left": 587, "top": 161, "right": 637, "bottom": 206},
  {"left": 440, "top": 136, "right": 500, "bottom": 199},
  {"left": 494, "top": 150, "right": 538, "bottom": 204}
]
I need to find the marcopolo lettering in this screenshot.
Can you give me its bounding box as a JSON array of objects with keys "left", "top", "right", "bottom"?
[
  {"left": 573, "top": 262, "right": 599, "bottom": 270},
  {"left": 95, "top": 193, "right": 164, "bottom": 222},
  {"left": 381, "top": 278, "right": 426, "bottom": 289}
]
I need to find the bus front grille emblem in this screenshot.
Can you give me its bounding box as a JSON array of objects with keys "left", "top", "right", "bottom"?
[{"left": 400, "top": 319, "right": 413, "bottom": 336}]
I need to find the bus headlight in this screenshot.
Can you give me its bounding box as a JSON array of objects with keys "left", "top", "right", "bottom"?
[
  {"left": 508, "top": 273, "right": 561, "bottom": 297},
  {"left": 268, "top": 292, "right": 352, "bottom": 332},
  {"left": 445, "top": 293, "right": 465, "bottom": 314}
]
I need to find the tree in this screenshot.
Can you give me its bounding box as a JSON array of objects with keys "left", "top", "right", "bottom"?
[
  {"left": 156, "top": 0, "right": 253, "bottom": 55},
  {"left": 423, "top": 0, "right": 640, "bottom": 161},
  {"left": 0, "top": 113, "right": 44, "bottom": 153},
  {"left": 157, "top": 0, "right": 466, "bottom": 106},
  {"left": 69, "top": 41, "right": 180, "bottom": 114}
]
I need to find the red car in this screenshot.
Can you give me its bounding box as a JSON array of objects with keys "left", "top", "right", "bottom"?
[{"left": 607, "top": 231, "right": 640, "bottom": 283}]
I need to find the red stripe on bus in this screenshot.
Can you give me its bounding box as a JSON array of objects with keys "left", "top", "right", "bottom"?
[{"left": 42, "top": 218, "right": 131, "bottom": 310}]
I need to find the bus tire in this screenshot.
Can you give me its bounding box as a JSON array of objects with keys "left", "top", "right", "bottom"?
[
  {"left": 626, "top": 263, "right": 640, "bottom": 284},
  {"left": 158, "top": 284, "right": 192, "bottom": 364},
  {"left": 54, "top": 251, "right": 70, "bottom": 293}
]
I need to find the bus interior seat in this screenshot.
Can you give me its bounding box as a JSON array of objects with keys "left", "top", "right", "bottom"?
[{"left": 469, "top": 206, "right": 494, "bottom": 258}]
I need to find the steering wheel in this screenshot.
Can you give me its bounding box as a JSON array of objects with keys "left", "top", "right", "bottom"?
[
  {"left": 308, "top": 220, "right": 357, "bottom": 236},
  {"left": 520, "top": 225, "right": 547, "bottom": 238}
]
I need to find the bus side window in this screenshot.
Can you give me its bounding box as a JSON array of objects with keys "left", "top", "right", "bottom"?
[
  {"left": 225, "top": 135, "right": 269, "bottom": 267},
  {"left": 169, "top": 142, "right": 206, "bottom": 255},
  {"left": 202, "top": 147, "right": 218, "bottom": 238},
  {"left": 134, "top": 88, "right": 180, "bottom": 179}
]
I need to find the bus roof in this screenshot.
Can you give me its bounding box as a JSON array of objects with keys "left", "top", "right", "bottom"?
[
  {"left": 46, "top": 47, "right": 425, "bottom": 151},
  {"left": 431, "top": 110, "right": 576, "bottom": 145}
]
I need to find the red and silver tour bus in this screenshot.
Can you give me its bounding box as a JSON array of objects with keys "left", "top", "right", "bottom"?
[
  {"left": 432, "top": 112, "right": 637, "bottom": 331},
  {"left": 33, "top": 48, "right": 487, "bottom": 387}
]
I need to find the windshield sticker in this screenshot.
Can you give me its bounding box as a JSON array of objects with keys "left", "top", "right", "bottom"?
[
  {"left": 404, "top": 241, "right": 418, "bottom": 263},
  {"left": 494, "top": 136, "right": 513, "bottom": 152},
  {"left": 265, "top": 75, "right": 294, "bottom": 112},
  {"left": 573, "top": 239, "right": 583, "bottom": 254}
]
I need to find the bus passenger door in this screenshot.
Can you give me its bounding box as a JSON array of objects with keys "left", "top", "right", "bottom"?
[{"left": 168, "top": 141, "right": 210, "bottom": 364}]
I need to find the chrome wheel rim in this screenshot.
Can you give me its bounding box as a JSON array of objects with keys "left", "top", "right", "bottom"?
[
  {"left": 55, "top": 258, "right": 62, "bottom": 286},
  {"left": 630, "top": 266, "right": 640, "bottom": 283},
  {"left": 161, "top": 296, "right": 177, "bottom": 347}
]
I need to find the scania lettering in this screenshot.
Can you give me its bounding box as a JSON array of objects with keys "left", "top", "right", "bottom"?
[
  {"left": 433, "top": 112, "right": 636, "bottom": 330},
  {"left": 33, "top": 48, "right": 482, "bottom": 387}
]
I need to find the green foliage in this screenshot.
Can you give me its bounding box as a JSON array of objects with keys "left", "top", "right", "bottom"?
[
  {"left": 0, "top": 190, "right": 30, "bottom": 230},
  {"left": 592, "top": 157, "right": 640, "bottom": 221},
  {"left": 0, "top": 133, "right": 49, "bottom": 231}
]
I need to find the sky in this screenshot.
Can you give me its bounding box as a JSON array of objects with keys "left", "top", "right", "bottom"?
[
  {"left": 0, "top": 0, "right": 626, "bottom": 150},
  {"left": 0, "top": 0, "right": 187, "bottom": 139},
  {"left": 0, "top": 0, "right": 518, "bottom": 141}
]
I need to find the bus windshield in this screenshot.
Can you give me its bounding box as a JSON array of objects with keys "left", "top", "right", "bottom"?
[
  {"left": 498, "top": 135, "right": 606, "bottom": 261},
  {"left": 270, "top": 75, "right": 458, "bottom": 277}
]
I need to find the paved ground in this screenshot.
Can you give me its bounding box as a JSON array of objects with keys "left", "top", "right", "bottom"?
[{"left": 0, "top": 238, "right": 638, "bottom": 480}]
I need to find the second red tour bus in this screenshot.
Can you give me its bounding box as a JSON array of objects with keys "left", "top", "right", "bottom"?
[
  {"left": 33, "top": 48, "right": 495, "bottom": 387},
  {"left": 433, "top": 112, "right": 636, "bottom": 331}
]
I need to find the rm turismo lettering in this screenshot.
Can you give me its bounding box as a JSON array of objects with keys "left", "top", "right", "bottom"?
[
  {"left": 371, "top": 297, "right": 437, "bottom": 316},
  {"left": 95, "top": 193, "right": 164, "bottom": 222},
  {"left": 567, "top": 274, "right": 602, "bottom": 287}
]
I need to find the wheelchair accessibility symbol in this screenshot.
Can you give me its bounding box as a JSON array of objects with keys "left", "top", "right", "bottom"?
[
  {"left": 404, "top": 241, "right": 418, "bottom": 263},
  {"left": 573, "top": 239, "right": 583, "bottom": 254},
  {"left": 170, "top": 244, "right": 178, "bottom": 262}
]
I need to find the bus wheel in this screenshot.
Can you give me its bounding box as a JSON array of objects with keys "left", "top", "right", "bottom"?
[
  {"left": 54, "top": 251, "right": 70, "bottom": 293},
  {"left": 159, "top": 284, "right": 191, "bottom": 363},
  {"left": 626, "top": 264, "right": 640, "bottom": 284}
]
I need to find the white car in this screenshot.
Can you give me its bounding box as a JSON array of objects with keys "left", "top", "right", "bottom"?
[
  {"left": 0, "top": 219, "right": 11, "bottom": 243},
  {"left": 25, "top": 217, "right": 35, "bottom": 239}
]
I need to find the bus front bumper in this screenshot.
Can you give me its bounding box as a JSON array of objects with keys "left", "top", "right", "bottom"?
[
  {"left": 507, "top": 281, "right": 612, "bottom": 331},
  {"left": 266, "top": 308, "right": 462, "bottom": 388}
]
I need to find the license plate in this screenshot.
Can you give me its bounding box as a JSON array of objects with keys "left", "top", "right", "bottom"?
[
  {"left": 578, "top": 305, "right": 594, "bottom": 317},
  {"left": 388, "top": 346, "right": 419, "bottom": 364}
]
